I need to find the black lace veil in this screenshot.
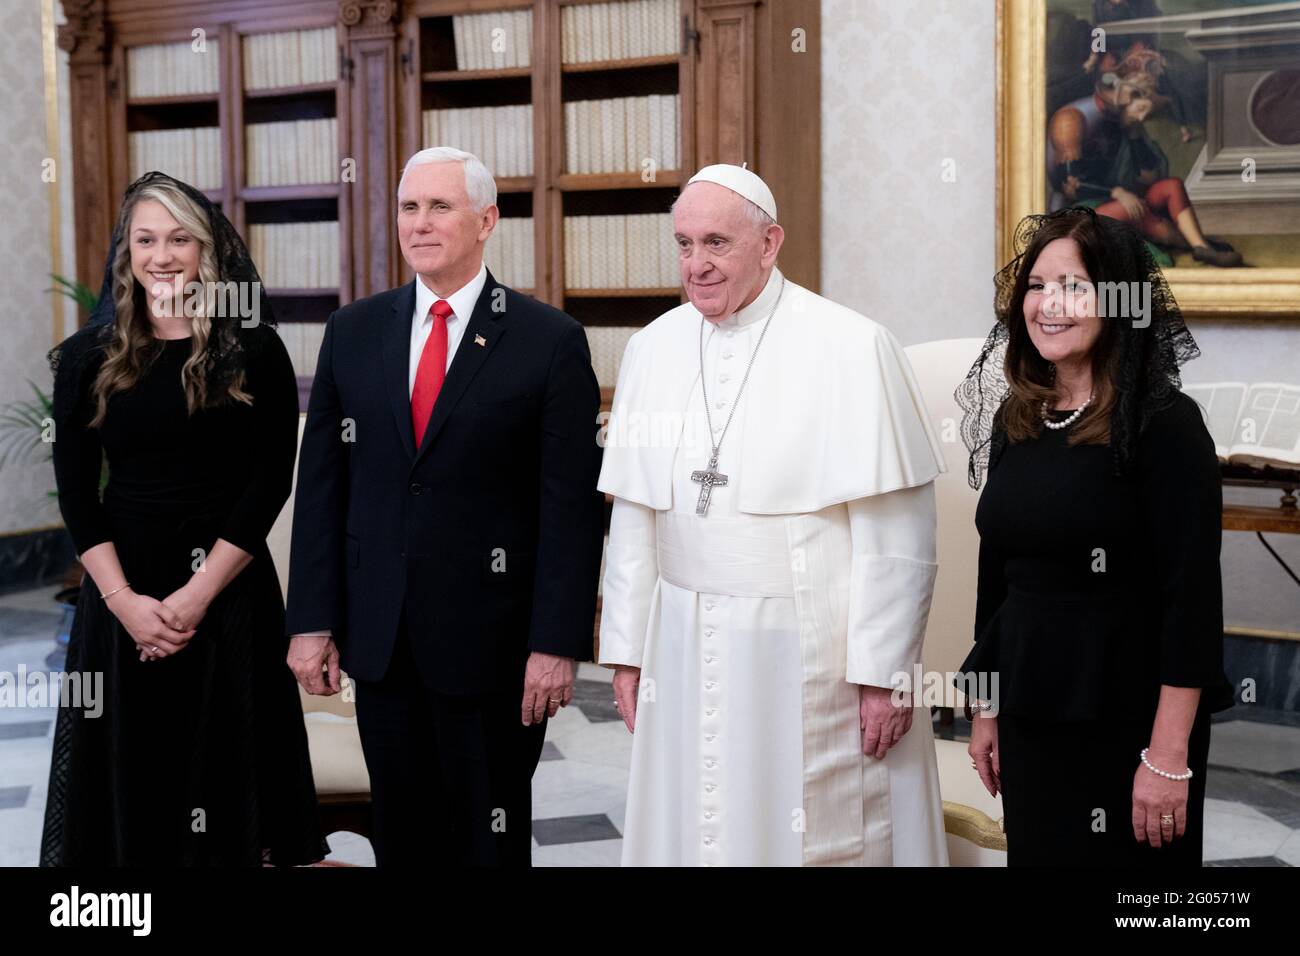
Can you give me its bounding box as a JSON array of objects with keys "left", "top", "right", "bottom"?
[
  {"left": 48, "top": 171, "right": 277, "bottom": 426},
  {"left": 955, "top": 206, "right": 1201, "bottom": 489}
]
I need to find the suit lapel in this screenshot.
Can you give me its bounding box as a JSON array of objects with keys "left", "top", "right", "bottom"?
[
  {"left": 412, "top": 271, "right": 506, "bottom": 465},
  {"left": 382, "top": 280, "right": 419, "bottom": 460}
]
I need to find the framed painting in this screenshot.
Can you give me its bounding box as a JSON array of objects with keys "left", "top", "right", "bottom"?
[{"left": 997, "top": 0, "right": 1300, "bottom": 317}]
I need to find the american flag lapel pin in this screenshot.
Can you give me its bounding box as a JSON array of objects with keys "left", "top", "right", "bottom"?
[{"left": 474, "top": 334, "right": 487, "bottom": 347}]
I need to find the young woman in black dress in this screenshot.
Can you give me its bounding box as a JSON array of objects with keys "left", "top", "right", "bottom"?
[
  {"left": 41, "top": 172, "right": 327, "bottom": 866},
  {"left": 955, "top": 206, "right": 1233, "bottom": 866}
]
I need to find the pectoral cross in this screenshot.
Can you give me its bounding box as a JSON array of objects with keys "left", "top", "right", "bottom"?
[{"left": 690, "top": 454, "right": 729, "bottom": 516}]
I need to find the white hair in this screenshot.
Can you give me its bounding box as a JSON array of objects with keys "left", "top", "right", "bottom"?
[
  {"left": 671, "top": 181, "right": 776, "bottom": 234},
  {"left": 397, "top": 147, "right": 497, "bottom": 212}
]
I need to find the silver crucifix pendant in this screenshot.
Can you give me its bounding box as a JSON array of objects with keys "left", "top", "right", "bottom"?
[{"left": 690, "top": 453, "right": 729, "bottom": 516}]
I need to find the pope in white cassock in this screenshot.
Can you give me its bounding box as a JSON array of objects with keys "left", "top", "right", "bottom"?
[{"left": 598, "top": 164, "right": 950, "bottom": 866}]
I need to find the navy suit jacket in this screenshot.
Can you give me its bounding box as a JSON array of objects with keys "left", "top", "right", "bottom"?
[{"left": 284, "top": 270, "right": 605, "bottom": 693}]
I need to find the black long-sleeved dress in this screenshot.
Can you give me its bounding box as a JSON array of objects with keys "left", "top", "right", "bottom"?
[
  {"left": 40, "top": 328, "right": 328, "bottom": 866},
  {"left": 957, "top": 392, "right": 1233, "bottom": 866}
]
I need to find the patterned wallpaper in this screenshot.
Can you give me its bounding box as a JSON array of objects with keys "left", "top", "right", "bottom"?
[
  {"left": 821, "top": 0, "right": 996, "bottom": 347},
  {"left": 0, "top": 0, "right": 64, "bottom": 535}
]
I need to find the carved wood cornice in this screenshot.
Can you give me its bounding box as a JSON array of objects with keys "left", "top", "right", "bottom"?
[{"left": 57, "top": 0, "right": 108, "bottom": 64}]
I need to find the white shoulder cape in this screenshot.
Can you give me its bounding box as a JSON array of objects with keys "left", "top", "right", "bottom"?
[{"left": 598, "top": 274, "right": 946, "bottom": 514}]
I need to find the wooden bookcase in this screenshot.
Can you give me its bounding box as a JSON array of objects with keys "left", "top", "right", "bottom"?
[{"left": 59, "top": 0, "right": 820, "bottom": 390}]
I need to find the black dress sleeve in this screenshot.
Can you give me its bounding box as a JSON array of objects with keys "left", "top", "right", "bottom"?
[
  {"left": 1136, "top": 392, "right": 1226, "bottom": 690},
  {"left": 218, "top": 328, "right": 300, "bottom": 554},
  {"left": 52, "top": 343, "right": 112, "bottom": 557},
  {"left": 973, "top": 535, "right": 1007, "bottom": 643}
]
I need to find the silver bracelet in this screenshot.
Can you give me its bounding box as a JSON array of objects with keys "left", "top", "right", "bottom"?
[
  {"left": 100, "top": 583, "right": 131, "bottom": 601},
  {"left": 1140, "top": 747, "right": 1193, "bottom": 781}
]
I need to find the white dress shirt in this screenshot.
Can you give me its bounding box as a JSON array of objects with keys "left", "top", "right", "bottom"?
[{"left": 408, "top": 262, "right": 488, "bottom": 396}]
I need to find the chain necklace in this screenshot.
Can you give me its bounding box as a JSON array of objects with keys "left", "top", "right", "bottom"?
[{"left": 689, "top": 277, "right": 786, "bottom": 516}]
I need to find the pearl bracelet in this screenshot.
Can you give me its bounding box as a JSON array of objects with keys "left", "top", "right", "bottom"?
[{"left": 1140, "top": 747, "right": 1193, "bottom": 781}]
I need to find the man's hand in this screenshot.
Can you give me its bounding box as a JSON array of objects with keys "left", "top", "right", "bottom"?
[
  {"left": 612, "top": 665, "right": 640, "bottom": 734},
  {"left": 288, "top": 633, "right": 341, "bottom": 696},
  {"left": 521, "top": 652, "right": 574, "bottom": 726},
  {"left": 860, "top": 684, "right": 913, "bottom": 760}
]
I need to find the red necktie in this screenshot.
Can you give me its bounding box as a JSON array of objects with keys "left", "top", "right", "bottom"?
[{"left": 411, "top": 298, "right": 452, "bottom": 446}]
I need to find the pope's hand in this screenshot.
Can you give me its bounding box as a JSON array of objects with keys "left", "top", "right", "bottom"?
[
  {"left": 287, "top": 633, "right": 341, "bottom": 696},
  {"left": 860, "top": 684, "right": 913, "bottom": 759},
  {"left": 612, "top": 665, "right": 640, "bottom": 734},
  {"left": 521, "top": 651, "right": 574, "bottom": 726}
]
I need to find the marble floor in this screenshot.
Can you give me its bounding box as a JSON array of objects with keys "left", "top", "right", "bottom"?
[{"left": 2, "top": 583, "right": 1296, "bottom": 867}]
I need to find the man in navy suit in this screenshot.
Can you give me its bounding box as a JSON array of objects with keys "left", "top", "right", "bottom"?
[{"left": 284, "top": 147, "right": 604, "bottom": 866}]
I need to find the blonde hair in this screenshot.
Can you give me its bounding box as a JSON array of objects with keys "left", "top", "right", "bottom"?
[{"left": 90, "top": 181, "right": 251, "bottom": 427}]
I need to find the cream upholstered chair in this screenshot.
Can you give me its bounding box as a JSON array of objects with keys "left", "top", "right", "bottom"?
[
  {"left": 266, "top": 413, "right": 372, "bottom": 838},
  {"left": 904, "top": 338, "right": 1006, "bottom": 864}
]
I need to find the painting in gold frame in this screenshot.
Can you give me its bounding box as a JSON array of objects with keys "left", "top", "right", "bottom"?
[{"left": 996, "top": 0, "right": 1300, "bottom": 317}]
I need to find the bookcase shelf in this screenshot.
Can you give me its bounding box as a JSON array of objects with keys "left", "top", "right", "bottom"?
[
  {"left": 565, "top": 287, "right": 679, "bottom": 298},
  {"left": 422, "top": 67, "right": 532, "bottom": 83},
  {"left": 240, "top": 184, "right": 340, "bottom": 202},
  {"left": 558, "top": 171, "right": 681, "bottom": 191},
  {"left": 244, "top": 81, "right": 338, "bottom": 100},
  {"left": 561, "top": 54, "right": 679, "bottom": 74},
  {"left": 126, "top": 92, "right": 220, "bottom": 107}
]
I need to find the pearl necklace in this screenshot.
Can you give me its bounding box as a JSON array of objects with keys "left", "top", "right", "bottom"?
[{"left": 1041, "top": 393, "right": 1094, "bottom": 430}]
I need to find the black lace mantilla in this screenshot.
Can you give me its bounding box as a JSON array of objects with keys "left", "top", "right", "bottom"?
[
  {"left": 956, "top": 206, "right": 1201, "bottom": 489},
  {"left": 48, "top": 171, "right": 278, "bottom": 426}
]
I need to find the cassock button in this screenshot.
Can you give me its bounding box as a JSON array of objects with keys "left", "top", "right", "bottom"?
[
  {"left": 705, "top": 681, "right": 716, "bottom": 690},
  {"left": 719, "top": 374, "right": 731, "bottom": 383},
  {"left": 714, "top": 400, "right": 726, "bottom": 409},
  {"left": 705, "top": 602, "right": 715, "bottom": 611},
  {"left": 704, "top": 812, "right": 714, "bottom": 820},
  {"left": 722, "top": 351, "right": 733, "bottom": 359},
  {"left": 409, "top": 482, "right": 423, "bottom": 495},
  {"left": 725, "top": 330, "right": 735, "bottom": 338},
  {"left": 705, "top": 759, "right": 716, "bottom": 769},
  {"left": 704, "top": 656, "right": 715, "bottom": 664}
]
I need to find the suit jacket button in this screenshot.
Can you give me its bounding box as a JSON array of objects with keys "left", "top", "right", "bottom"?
[{"left": 409, "top": 482, "right": 422, "bottom": 495}]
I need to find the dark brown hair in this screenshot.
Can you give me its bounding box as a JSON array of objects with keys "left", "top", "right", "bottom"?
[{"left": 998, "top": 212, "right": 1128, "bottom": 448}]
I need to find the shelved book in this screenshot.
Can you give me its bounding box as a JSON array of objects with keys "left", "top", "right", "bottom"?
[
  {"left": 564, "top": 94, "right": 679, "bottom": 174},
  {"left": 484, "top": 217, "right": 535, "bottom": 291},
  {"left": 128, "top": 128, "right": 222, "bottom": 190},
  {"left": 127, "top": 40, "right": 220, "bottom": 98},
  {"left": 585, "top": 325, "right": 640, "bottom": 387},
  {"left": 451, "top": 9, "right": 532, "bottom": 70},
  {"left": 243, "top": 27, "right": 338, "bottom": 90},
  {"left": 247, "top": 222, "right": 340, "bottom": 290},
  {"left": 1185, "top": 382, "right": 1300, "bottom": 471},
  {"left": 245, "top": 118, "right": 338, "bottom": 187},
  {"left": 561, "top": 0, "right": 679, "bottom": 63},
  {"left": 564, "top": 213, "right": 677, "bottom": 289},
  {"left": 276, "top": 323, "right": 327, "bottom": 380},
  {"left": 422, "top": 106, "right": 533, "bottom": 178}
]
